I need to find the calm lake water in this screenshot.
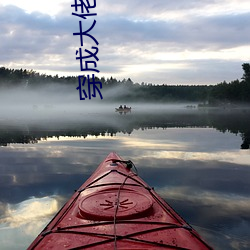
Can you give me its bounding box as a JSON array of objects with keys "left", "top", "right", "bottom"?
[{"left": 0, "top": 104, "right": 250, "bottom": 249}]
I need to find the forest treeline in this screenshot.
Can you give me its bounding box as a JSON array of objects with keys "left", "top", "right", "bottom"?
[{"left": 0, "top": 63, "right": 250, "bottom": 104}]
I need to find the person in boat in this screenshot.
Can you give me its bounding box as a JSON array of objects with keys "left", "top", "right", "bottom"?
[
  {"left": 124, "top": 105, "right": 127, "bottom": 109},
  {"left": 119, "top": 105, "right": 122, "bottom": 109}
]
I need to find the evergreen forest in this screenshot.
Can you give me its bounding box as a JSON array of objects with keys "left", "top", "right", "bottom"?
[{"left": 0, "top": 63, "right": 250, "bottom": 104}]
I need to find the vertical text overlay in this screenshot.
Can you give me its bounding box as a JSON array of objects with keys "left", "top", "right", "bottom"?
[{"left": 71, "top": 0, "right": 103, "bottom": 100}]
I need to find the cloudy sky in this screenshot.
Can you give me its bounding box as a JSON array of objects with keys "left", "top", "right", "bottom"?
[{"left": 0, "top": 0, "right": 250, "bottom": 85}]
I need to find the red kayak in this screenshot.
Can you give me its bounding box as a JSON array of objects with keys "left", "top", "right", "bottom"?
[{"left": 28, "top": 152, "right": 213, "bottom": 249}]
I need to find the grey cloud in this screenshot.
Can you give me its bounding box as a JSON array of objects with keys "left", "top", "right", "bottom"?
[
  {"left": 0, "top": 5, "right": 75, "bottom": 68},
  {"left": 0, "top": 5, "right": 56, "bottom": 32},
  {"left": 97, "top": 0, "right": 216, "bottom": 17},
  {"left": 1, "top": 4, "right": 248, "bottom": 49},
  {"left": 95, "top": 12, "right": 250, "bottom": 50},
  {"left": 96, "top": 18, "right": 178, "bottom": 44},
  {"left": 0, "top": 2, "right": 249, "bottom": 84},
  {"left": 183, "top": 13, "right": 250, "bottom": 49}
]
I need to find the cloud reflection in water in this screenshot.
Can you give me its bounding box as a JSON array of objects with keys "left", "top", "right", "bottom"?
[
  {"left": 0, "top": 127, "right": 250, "bottom": 249},
  {"left": 0, "top": 196, "right": 61, "bottom": 250}
]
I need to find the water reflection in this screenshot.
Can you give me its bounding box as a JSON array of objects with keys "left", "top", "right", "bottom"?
[
  {"left": 0, "top": 196, "right": 62, "bottom": 250},
  {"left": 0, "top": 106, "right": 250, "bottom": 149},
  {"left": 0, "top": 108, "right": 250, "bottom": 249},
  {"left": 0, "top": 196, "right": 59, "bottom": 228}
]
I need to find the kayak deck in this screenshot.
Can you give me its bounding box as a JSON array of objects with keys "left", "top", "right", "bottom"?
[{"left": 28, "top": 152, "right": 213, "bottom": 249}]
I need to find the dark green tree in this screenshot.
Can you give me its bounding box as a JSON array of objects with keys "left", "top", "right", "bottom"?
[{"left": 242, "top": 63, "right": 250, "bottom": 82}]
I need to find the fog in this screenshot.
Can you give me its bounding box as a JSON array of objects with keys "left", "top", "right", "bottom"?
[
  {"left": 1, "top": 84, "right": 249, "bottom": 150},
  {"left": 1, "top": 85, "right": 109, "bottom": 125},
  {"left": 0, "top": 84, "right": 197, "bottom": 124}
]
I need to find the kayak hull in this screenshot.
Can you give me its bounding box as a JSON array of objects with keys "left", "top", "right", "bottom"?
[{"left": 28, "top": 152, "right": 213, "bottom": 249}]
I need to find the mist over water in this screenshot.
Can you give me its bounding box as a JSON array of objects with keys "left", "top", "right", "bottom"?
[
  {"left": 0, "top": 85, "right": 105, "bottom": 120},
  {"left": 0, "top": 84, "right": 198, "bottom": 125},
  {"left": 1, "top": 84, "right": 250, "bottom": 150}
]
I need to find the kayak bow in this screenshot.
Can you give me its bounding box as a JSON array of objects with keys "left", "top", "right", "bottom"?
[{"left": 28, "top": 152, "right": 213, "bottom": 249}]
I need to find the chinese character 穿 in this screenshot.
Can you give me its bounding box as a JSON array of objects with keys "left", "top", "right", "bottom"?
[{"left": 76, "top": 74, "right": 103, "bottom": 100}]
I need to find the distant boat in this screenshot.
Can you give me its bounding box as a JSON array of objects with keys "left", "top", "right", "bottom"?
[{"left": 115, "top": 107, "right": 132, "bottom": 113}]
